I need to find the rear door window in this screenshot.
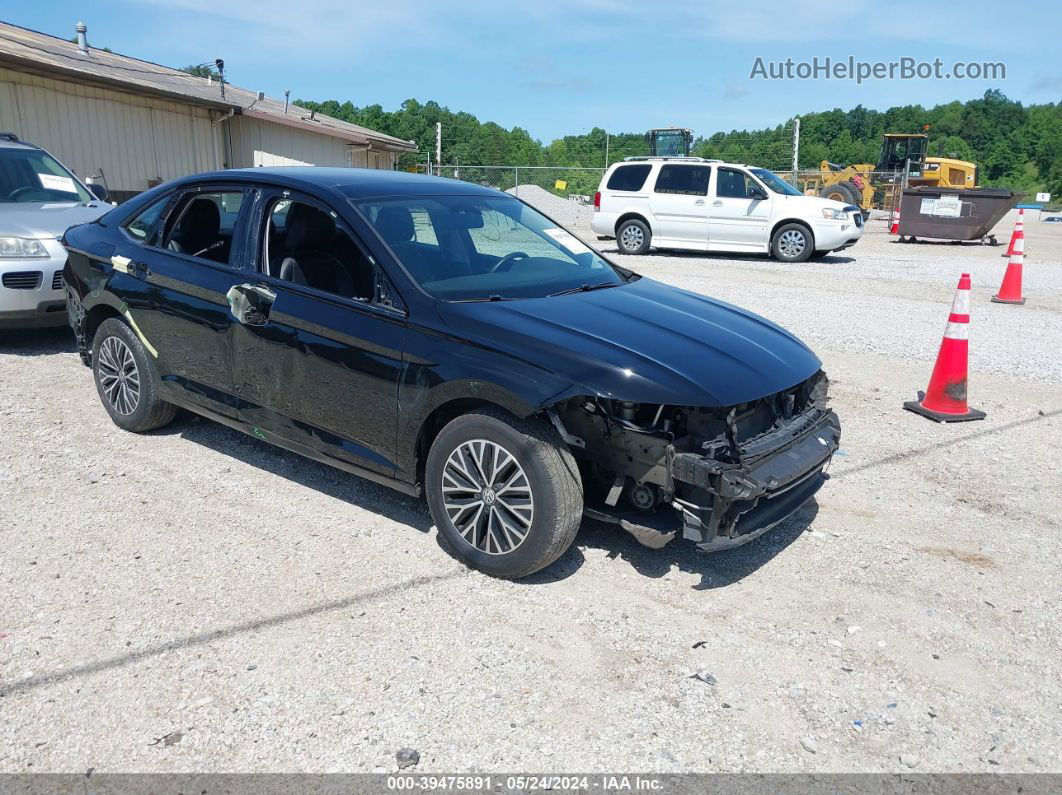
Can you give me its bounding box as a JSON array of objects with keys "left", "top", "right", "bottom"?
[
  {"left": 606, "top": 164, "right": 652, "bottom": 192},
  {"left": 653, "top": 165, "right": 711, "bottom": 196},
  {"left": 161, "top": 190, "right": 247, "bottom": 265}
]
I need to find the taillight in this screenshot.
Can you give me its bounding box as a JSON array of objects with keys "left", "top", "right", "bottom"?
[{"left": 593, "top": 191, "right": 601, "bottom": 211}]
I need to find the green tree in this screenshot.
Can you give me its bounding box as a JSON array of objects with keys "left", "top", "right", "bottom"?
[
  {"left": 291, "top": 90, "right": 1059, "bottom": 194},
  {"left": 180, "top": 64, "right": 220, "bottom": 79}
]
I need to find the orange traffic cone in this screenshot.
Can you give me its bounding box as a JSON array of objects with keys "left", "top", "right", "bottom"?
[
  {"left": 1002, "top": 208, "right": 1024, "bottom": 257},
  {"left": 889, "top": 207, "right": 900, "bottom": 235},
  {"left": 904, "top": 273, "right": 986, "bottom": 423},
  {"left": 992, "top": 233, "right": 1026, "bottom": 305}
]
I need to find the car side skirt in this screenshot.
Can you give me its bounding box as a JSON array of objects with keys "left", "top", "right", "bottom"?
[{"left": 163, "top": 392, "right": 422, "bottom": 498}]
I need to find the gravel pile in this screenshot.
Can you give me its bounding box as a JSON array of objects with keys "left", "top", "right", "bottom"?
[{"left": 508, "top": 184, "right": 595, "bottom": 231}]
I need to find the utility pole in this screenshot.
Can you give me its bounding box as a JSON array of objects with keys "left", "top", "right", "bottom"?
[
  {"left": 604, "top": 130, "right": 610, "bottom": 168},
  {"left": 791, "top": 117, "right": 800, "bottom": 178},
  {"left": 435, "top": 122, "right": 442, "bottom": 177}
]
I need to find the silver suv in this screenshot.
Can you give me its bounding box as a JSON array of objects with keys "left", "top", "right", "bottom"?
[{"left": 0, "top": 133, "right": 110, "bottom": 328}]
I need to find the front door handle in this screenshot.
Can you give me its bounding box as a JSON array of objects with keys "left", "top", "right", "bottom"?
[
  {"left": 694, "top": 199, "right": 705, "bottom": 205},
  {"left": 227, "top": 283, "right": 276, "bottom": 326},
  {"left": 712, "top": 200, "right": 724, "bottom": 206}
]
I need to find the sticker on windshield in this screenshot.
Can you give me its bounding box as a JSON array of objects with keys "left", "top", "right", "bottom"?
[
  {"left": 543, "top": 228, "right": 591, "bottom": 255},
  {"left": 38, "top": 173, "right": 79, "bottom": 194}
]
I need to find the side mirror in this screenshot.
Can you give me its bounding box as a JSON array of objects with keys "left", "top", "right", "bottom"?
[
  {"left": 87, "top": 181, "right": 109, "bottom": 202},
  {"left": 749, "top": 186, "right": 768, "bottom": 201},
  {"left": 85, "top": 169, "right": 109, "bottom": 203}
]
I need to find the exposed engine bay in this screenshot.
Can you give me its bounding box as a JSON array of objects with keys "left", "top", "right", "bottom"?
[{"left": 550, "top": 370, "right": 840, "bottom": 551}]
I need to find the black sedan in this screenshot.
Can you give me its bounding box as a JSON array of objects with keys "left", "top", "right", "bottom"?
[{"left": 62, "top": 168, "right": 839, "bottom": 578}]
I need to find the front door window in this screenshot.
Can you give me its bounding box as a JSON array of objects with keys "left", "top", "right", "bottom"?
[{"left": 264, "top": 198, "right": 377, "bottom": 303}]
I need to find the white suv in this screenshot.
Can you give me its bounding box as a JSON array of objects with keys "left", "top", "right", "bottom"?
[{"left": 591, "top": 157, "right": 863, "bottom": 262}]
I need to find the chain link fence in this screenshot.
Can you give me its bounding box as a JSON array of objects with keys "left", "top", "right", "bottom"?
[
  {"left": 420, "top": 163, "right": 908, "bottom": 218},
  {"left": 778, "top": 169, "right": 908, "bottom": 217},
  {"left": 419, "top": 165, "right": 605, "bottom": 205}
]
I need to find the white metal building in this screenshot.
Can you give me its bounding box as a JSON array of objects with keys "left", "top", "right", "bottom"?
[{"left": 0, "top": 21, "right": 416, "bottom": 200}]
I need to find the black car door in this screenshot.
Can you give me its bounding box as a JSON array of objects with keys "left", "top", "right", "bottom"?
[
  {"left": 228, "top": 188, "right": 406, "bottom": 476},
  {"left": 110, "top": 185, "right": 255, "bottom": 419}
]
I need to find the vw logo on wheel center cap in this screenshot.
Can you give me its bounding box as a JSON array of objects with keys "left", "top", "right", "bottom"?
[{"left": 481, "top": 488, "right": 497, "bottom": 505}]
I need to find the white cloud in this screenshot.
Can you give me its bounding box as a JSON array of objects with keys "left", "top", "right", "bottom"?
[
  {"left": 1030, "top": 74, "right": 1062, "bottom": 93},
  {"left": 722, "top": 82, "right": 750, "bottom": 99}
]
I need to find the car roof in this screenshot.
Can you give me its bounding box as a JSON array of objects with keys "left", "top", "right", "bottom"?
[
  {"left": 179, "top": 167, "right": 502, "bottom": 200},
  {"left": 0, "top": 138, "right": 40, "bottom": 151},
  {"left": 609, "top": 158, "right": 753, "bottom": 170}
]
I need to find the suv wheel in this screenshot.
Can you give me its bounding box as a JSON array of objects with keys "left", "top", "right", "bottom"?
[
  {"left": 92, "top": 317, "right": 177, "bottom": 433},
  {"left": 771, "top": 223, "right": 814, "bottom": 263},
  {"left": 616, "top": 219, "right": 651, "bottom": 255},
  {"left": 425, "top": 408, "right": 583, "bottom": 579}
]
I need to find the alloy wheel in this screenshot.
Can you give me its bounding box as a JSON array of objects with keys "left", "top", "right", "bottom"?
[
  {"left": 441, "top": 439, "right": 534, "bottom": 555},
  {"left": 97, "top": 335, "right": 141, "bottom": 416},
  {"left": 778, "top": 229, "right": 807, "bottom": 259},
  {"left": 620, "top": 224, "right": 644, "bottom": 252}
]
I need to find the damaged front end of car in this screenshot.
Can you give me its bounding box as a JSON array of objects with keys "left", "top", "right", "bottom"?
[{"left": 551, "top": 370, "right": 840, "bottom": 551}]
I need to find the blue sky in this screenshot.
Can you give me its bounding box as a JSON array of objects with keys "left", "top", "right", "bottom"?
[{"left": 4, "top": 0, "right": 1059, "bottom": 144}]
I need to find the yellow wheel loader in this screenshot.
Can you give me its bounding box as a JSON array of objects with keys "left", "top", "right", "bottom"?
[
  {"left": 811, "top": 133, "right": 978, "bottom": 212},
  {"left": 646, "top": 128, "right": 694, "bottom": 157}
]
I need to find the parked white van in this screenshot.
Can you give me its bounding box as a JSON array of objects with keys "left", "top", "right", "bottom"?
[{"left": 591, "top": 157, "right": 863, "bottom": 262}]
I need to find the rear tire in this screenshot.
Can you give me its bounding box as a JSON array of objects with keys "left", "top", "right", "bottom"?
[
  {"left": 425, "top": 408, "right": 583, "bottom": 579},
  {"left": 616, "top": 219, "right": 651, "bottom": 255},
  {"left": 91, "top": 317, "right": 177, "bottom": 433},
  {"left": 771, "top": 223, "right": 814, "bottom": 263}
]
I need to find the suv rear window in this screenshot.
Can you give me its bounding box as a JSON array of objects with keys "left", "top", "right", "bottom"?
[
  {"left": 606, "top": 164, "right": 651, "bottom": 192},
  {"left": 654, "top": 165, "right": 711, "bottom": 196}
]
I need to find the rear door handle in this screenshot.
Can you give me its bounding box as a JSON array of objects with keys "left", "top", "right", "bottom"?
[
  {"left": 110, "top": 255, "right": 151, "bottom": 278},
  {"left": 712, "top": 200, "right": 724, "bottom": 206},
  {"left": 694, "top": 199, "right": 705, "bottom": 205},
  {"left": 227, "top": 283, "right": 276, "bottom": 326}
]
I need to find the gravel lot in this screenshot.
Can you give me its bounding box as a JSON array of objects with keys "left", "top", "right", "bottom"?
[{"left": 1, "top": 205, "right": 1060, "bottom": 774}]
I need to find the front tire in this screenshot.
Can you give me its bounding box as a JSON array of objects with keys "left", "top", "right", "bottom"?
[
  {"left": 819, "top": 182, "right": 860, "bottom": 205},
  {"left": 425, "top": 408, "right": 583, "bottom": 579},
  {"left": 771, "top": 223, "right": 814, "bottom": 263},
  {"left": 616, "top": 219, "right": 651, "bottom": 255},
  {"left": 92, "top": 317, "right": 177, "bottom": 433}
]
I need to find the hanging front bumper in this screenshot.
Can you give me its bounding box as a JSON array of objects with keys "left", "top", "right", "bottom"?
[{"left": 670, "top": 409, "right": 841, "bottom": 551}]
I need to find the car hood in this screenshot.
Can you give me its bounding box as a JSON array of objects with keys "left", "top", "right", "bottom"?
[
  {"left": 0, "top": 202, "right": 109, "bottom": 239},
  {"left": 777, "top": 194, "right": 855, "bottom": 213},
  {"left": 438, "top": 277, "right": 822, "bottom": 407}
]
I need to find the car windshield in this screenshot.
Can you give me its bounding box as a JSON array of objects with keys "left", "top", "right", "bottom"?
[
  {"left": 0, "top": 147, "right": 92, "bottom": 203},
  {"left": 353, "top": 194, "right": 627, "bottom": 301},
  {"left": 750, "top": 168, "right": 802, "bottom": 197}
]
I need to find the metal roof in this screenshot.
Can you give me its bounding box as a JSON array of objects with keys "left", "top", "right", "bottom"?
[{"left": 0, "top": 21, "right": 417, "bottom": 153}]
